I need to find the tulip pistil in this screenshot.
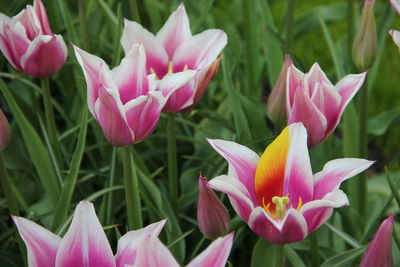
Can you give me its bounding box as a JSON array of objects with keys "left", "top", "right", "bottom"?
[{"left": 262, "top": 195, "right": 303, "bottom": 219}]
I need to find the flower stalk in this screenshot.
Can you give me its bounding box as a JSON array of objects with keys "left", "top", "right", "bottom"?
[
  {"left": 275, "top": 244, "right": 285, "bottom": 267},
  {"left": 122, "top": 146, "right": 142, "bottom": 230},
  {"left": 167, "top": 112, "right": 178, "bottom": 211}
]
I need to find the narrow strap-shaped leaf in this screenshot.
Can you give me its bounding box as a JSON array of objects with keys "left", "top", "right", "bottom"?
[
  {"left": 321, "top": 247, "right": 365, "bottom": 267},
  {"left": 0, "top": 78, "right": 60, "bottom": 206},
  {"left": 52, "top": 107, "right": 88, "bottom": 231}
]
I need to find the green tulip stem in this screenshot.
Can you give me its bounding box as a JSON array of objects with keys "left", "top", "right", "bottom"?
[
  {"left": 275, "top": 244, "right": 285, "bottom": 267},
  {"left": 122, "top": 146, "right": 142, "bottom": 230},
  {"left": 359, "top": 77, "right": 368, "bottom": 219},
  {"left": 167, "top": 112, "right": 178, "bottom": 211}
]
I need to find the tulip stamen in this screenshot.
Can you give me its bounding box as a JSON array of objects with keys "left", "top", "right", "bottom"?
[{"left": 149, "top": 67, "right": 159, "bottom": 80}]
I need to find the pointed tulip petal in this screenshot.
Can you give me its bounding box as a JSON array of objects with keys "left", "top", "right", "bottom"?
[
  {"left": 300, "top": 189, "right": 349, "bottom": 233},
  {"left": 360, "top": 214, "right": 394, "bottom": 267},
  {"left": 306, "top": 63, "right": 334, "bottom": 92},
  {"left": 55, "top": 201, "right": 116, "bottom": 267},
  {"left": 111, "top": 44, "right": 149, "bottom": 104},
  {"left": 286, "top": 64, "right": 305, "bottom": 110},
  {"left": 156, "top": 3, "right": 191, "bottom": 58},
  {"left": 33, "top": 0, "right": 52, "bottom": 35},
  {"left": 283, "top": 123, "right": 314, "bottom": 207},
  {"left": 73, "top": 45, "right": 108, "bottom": 114},
  {"left": 158, "top": 70, "right": 197, "bottom": 112},
  {"left": 115, "top": 219, "right": 167, "bottom": 267},
  {"left": 207, "top": 139, "right": 259, "bottom": 205},
  {"left": 313, "top": 158, "right": 374, "bottom": 200},
  {"left": 12, "top": 216, "right": 61, "bottom": 267},
  {"left": 0, "top": 21, "right": 30, "bottom": 70},
  {"left": 20, "top": 34, "right": 67, "bottom": 78},
  {"left": 389, "top": 29, "right": 400, "bottom": 48},
  {"left": 13, "top": 216, "right": 61, "bottom": 267},
  {"left": 121, "top": 20, "right": 169, "bottom": 77},
  {"left": 187, "top": 233, "right": 234, "bottom": 267},
  {"left": 172, "top": 29, "right": 227, "bottom": 71},
  {"left": 248, "top": 207, "right": 308, "bottom": 244},
  {"left": 133, "top": 236, "right": 180, "bottom": 267},
  {"left": 328, "top": 72, "right": 366, "bottom": 138},
  {"left": 288, "top": 87, "right": 327, "bottom": 146},
  {"left": 124, "top": 91, "right": 165, "bottom": 143},
  {"left": 94, "top": 78, "right": 133, "bottom": 146},
  {"left": 390, "top": 0, "right": 400, "bottom": 15},
  {"left": 208, "top": 175, "right": 254, "bottom": 221}
]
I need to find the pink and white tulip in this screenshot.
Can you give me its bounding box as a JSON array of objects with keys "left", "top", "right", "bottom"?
[
  {"left": 286, "top": 63, "right": 366, "bottom": 146},
  {"left": 207, "top": 123, "right": 374, "bottom": 244},
  {"left": 13, "top": 200, "right": 168, "bottom": 267},
  {"left": 360, "top": 214, "right": 394, "bottom": 267},
  {"left": 132, "top": 232, "right": 234, "bottom": 267},
  {"left": 121, "top": 3, "right": 227, "bottom": 112},
  {"left": 197, "top": 175, "right": 230, "bottom": 239},
  {"left": 0, "top": 0, "right": 67, "bottom": 78},
  {"left": 73, "top": 44, "right": 196, "bottom": 146}
]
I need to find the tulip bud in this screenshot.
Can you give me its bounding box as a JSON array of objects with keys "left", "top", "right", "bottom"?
[
  {"left": 197, "top": 176, "right": 230, "bottom": 239},
  {"left": 0, "top": 108, "right": 11, "bottom": 150},
  {"left": 352, "top": 0, "right": 377, "bottom": 70},
  {"left": 266, "top": 56, "right": 292, "bottom": 124},
  {"left": 360, "top": 214, "right": 394, "bottom": 267}
]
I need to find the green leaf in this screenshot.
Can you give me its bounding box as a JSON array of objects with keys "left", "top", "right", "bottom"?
[
  {"left": 0, "top": 79, "right": 60, "bottom": 206},
  {"left": 367, "top": 107, "right": 400, "bottom": 136},
  {"left": 285, "top": 245, "right": 307, "bottom": 267},
  {"left": 321, "top": 247, "right": 365, "bottom": 267},
  {"left": 251, "top": 238, "right": 275, "bottom": 267},
  {"left": 385, "top": 168, "right": 400, "bottom": 209},
  {"left": 52, "top": 108, "right": 88, "bottom": 231}
]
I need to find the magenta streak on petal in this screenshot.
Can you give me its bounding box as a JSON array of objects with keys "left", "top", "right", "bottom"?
[
  {"left": 33, "top": 0, "right": 52, "bottom": 35},
  {"left": 162, "top": 81, "right": 195, "bottom": 112},
  {"left": 3, "top": 23, "right": 30, "bottom": 70}
]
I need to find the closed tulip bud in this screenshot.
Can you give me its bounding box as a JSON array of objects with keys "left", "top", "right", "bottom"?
[
  {"left": 197, "top": 176, "right": 230, "bottom": 239},
  {"left": 0, "top": 108, "right": 11, "bottom": 150},
  {"left": 360, "top": 214, "right": 394, "bottom": 267},
  {"left": 267, "top": 56, "right": 292, "bottom": 124},
  {"left": 352, "top": 0, "right": 377, "bottom": 70}
]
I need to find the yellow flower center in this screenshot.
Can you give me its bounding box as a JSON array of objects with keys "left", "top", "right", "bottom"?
[
  {"left": 262, "top": 195, "right": 303, "bottom": 219},
  {"left": 150, "top": 61, "right": 188, "bottom": 80}
]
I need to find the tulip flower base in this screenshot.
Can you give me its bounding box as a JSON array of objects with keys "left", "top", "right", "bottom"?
[{"left": 1, "top": 0, "right": 400, "bottom": 266}]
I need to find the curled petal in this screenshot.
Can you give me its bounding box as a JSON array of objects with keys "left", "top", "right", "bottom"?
[
  {"left": 156, "top": 3, "right": 191, "bottom": 58},
  {"left": 208, "top": 175, "right": 254, "bottom": 221},
  {"left": 288, "top": 87, "right": 327, "bottom": 146},
  {"left": 20, "top": 34, "right": 67, "bottom": 78},
  {"left": 248, "top": 207, "right": 308, "bottom": 244},
  {"left": 313, "top": 158, "right": 374, "bottom": 200},
  {"left": 13, "top": 216, "right": 61, "bottom": 267},
  {"left": 121, "top": 20, "right": 169, "bottom": 77},
  {"left": 55, "top": 201, "right": 116, "bottom": 267},
  {"left": 300, "top": 189, "right": 349, "bottom": 233},
  {"left": 133, "top": 236, "right": 179, "bottom": 267},
  {"left": 73, "top": 45, "right": 108, "bottom": 114},
  {"left": 187, "top": 233, "right": 234, "bottom": 267},
  {"left": 207, "top": 139, "right": 259, "bottom": 205},
  {"left": 115, "top": 219, "right": 167, "bottom": 267},
  {"left": 328, "top": 72, "right": 366, "bottom": 138},
  {"left": 111, "top": 44, "right": 149, "bottom": 104},
  {"left": 124, "top": 91, "right": 166, "bottom": 143},
  {"left": 173, "top": 29, "right": 227, "bottom": 71}
]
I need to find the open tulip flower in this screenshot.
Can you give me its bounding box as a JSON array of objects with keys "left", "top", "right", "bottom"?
[
  {"left": 0, "top": 0, "right": 67, "bottom": 78},
  {"left": 74, "top": 44, "right": 196, "bottom": 146},
  {"left": 13, "top": 200, "right": 233, "bottom": 267},
  {"left": 286, "top": 63, "right": 366, "bottom": 146},
  {"left": 13, "top": 200, "right": 168, "bottom": 267},
  {"left": 132, "top": 232, "right": 234, "bottom": 267},
  {"left": 121, "top": 3, "right": 227, "bottom": 112},
  {"left": 206, "top": 123, "right": 374, "bottom": 244}
]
